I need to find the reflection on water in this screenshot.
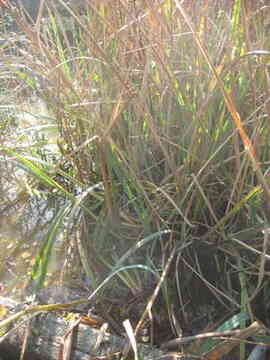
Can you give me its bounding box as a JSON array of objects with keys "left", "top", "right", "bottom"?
[
  {"left": 11, "top": 95, "right": 58, "bottom": 152},
  {"left": 0, "top": 95, "right": 71, "bottom": 301},
  {"left": 0, "top": 196, "right": 65, "bottom": 300}
]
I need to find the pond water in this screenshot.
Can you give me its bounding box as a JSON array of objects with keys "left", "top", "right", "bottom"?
[{"left": 0, "top": 94, "right": 73, "bottom": 301}]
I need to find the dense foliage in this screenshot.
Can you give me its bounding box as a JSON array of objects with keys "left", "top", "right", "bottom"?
[{"left": 1, "top": 1, "right": 270, "bottom": 358}]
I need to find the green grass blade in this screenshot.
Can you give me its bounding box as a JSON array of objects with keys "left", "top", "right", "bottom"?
[
  {"left": 29, "top": 203, "right": 71, "bottom": 291},
  {"left": 0, "top": 147, "right": 98, "bottom": 219},
  {"left": 198, "top": 312, "right": 250, "bottom": 355}
]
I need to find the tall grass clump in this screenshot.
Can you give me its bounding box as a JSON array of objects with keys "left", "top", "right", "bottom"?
[{"left": 1, "top": 0, "right": 270, "bottom": 353}]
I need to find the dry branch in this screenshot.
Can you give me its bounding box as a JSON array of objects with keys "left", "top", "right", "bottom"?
[{"left": 0, "top": 296, "right": 163, "bottom": 360}]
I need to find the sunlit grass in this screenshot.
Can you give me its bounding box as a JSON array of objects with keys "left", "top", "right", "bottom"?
[{"left": 1, "top": 0, "right": 270, "bottom": 356}]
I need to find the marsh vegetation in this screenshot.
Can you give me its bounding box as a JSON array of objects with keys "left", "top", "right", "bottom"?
[{"left": 1, "top": 1, "right": 270, "bottom": 359}]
